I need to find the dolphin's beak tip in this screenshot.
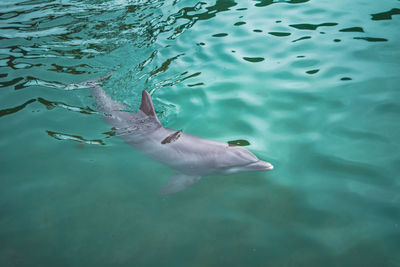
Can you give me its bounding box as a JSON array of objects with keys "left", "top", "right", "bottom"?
[{"left": 265, "top": 162, "right": 274, "bottom": 171}]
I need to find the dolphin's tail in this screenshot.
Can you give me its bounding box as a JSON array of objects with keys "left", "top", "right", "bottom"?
[{"left": 68, "top": 72, "right": 129, "bottom": 114}]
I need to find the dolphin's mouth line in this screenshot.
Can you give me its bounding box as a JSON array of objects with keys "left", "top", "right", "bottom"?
[
  {"left": 244, "top": 160, "right": 274, "bottom": 170},
  {"left": 243, "top": 160, "right": 260, "bottom": 167}
]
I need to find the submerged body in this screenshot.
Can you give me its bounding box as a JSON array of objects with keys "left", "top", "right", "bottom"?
[{"left": 84, "top": 76, "right": 273, "bottom": 194}]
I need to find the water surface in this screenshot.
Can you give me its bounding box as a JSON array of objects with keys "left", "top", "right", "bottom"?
[{"left": 1, "top": 0, "right": 400, "bottom": 266}]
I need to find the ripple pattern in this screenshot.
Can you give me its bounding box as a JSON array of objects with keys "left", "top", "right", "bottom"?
[{"left": 1, "top": 0, "right": 400, "bottom": 266}]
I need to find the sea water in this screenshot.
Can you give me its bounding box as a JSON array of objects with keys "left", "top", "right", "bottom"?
[{"left": 0, "top": 0, "right": 399, "bottom": 266}]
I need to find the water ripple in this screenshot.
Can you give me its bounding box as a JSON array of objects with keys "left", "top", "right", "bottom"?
[
  {"left": 0, "top": 98, "right": 35, "bottom": 117},
  {"left": 37, "top": 97, "right": 98, "bottom": 114},
  {"left": 46, "top": 130, "right": 105, "bottom": 145},
  {"left": 1, "top": 0, "right": 400, "bottom": 265},
  {"left": 371, "top": 8, "right": 400, "bottom": 20},
  {"left": 289, "top": 22, "right": 338, "bottom": 30}
]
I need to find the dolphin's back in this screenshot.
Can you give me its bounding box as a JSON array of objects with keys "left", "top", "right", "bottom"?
[
  {"left": 89, "top": 84, "right": 127, "bottom": 114},
  {"left": 135, "top": 126, "right": 229, "bottom": 175},
  {"left": 89, "top": 85, "right": 227, "bottom": 174},
  {"left": 89, "top": 85, "right": 161, "bottom": 137}
]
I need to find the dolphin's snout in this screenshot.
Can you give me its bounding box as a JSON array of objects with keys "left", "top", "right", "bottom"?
[
  {"left": 260, "top": 161, "right": 273, "bottom": 171},
  {"left": 246, "top": 160, "right": 274, "bottom": 171},
  {"left": 264, "top": 162, "right": 274, "bottom": 170}
]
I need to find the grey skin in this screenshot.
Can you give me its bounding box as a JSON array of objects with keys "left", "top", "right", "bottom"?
[{"left": 79, "top": 75, "right": 273, "bottom": 194}]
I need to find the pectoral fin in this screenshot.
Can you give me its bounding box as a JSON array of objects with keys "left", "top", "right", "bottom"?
[{"left": 159, "top": 173, "right": 201, "bottom": 195}]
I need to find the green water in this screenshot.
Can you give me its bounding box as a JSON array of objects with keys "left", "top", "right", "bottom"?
[{"left": 1, "top": 0, "right": 400, "bottom": 266}]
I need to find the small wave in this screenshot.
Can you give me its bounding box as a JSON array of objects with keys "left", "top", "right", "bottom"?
[
  {"left": 0, "top": 99, "right": 36, "bottom": 118},
  {"left": 46, "top": 130, "right": 105, "bottom": 145}
]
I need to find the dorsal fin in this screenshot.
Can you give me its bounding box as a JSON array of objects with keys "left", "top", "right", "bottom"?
[{"left": 139, "top": 90, "right": 161, "bottom": 124}]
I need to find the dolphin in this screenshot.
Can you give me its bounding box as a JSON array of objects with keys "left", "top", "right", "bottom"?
[{"left": 78, "top": 75, "right": 273, "bottom": 194}]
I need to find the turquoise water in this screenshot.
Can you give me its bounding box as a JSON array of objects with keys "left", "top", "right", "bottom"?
[{"left": 1, "top": 0, "right": 400, "bottom": 265}]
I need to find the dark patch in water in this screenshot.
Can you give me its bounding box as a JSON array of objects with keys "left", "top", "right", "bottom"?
[
  {"left": 234, "top": 21, "right": 246, "bottom": 26},
  {"left": 290, "top": 22, "right": 338, "bottom": 30},
  {"left": 228, "top": 139, "right": 250, "bottom": 146},
  {"left": 164, "top": 0, "right": 237, "bottom": 40},
  {"left": 292, "top": 36, "right": 311, "bottom": 42},
  {"left": 187, "top": 82, "right": 204, "bottom": 87},
  {"left": 341, "top": 77, "right": 352, "bottom": 81},
  {"left": 354, "top": 37, "right": 388, "bottom": 42},
  {"left": 0, "top": 99, "right": 36, "bottom": 118},
  {"left": 254, "top": 0, "right": 309, "bottom": 7},
  {"left": 243, "top": 57, "right": 264, "bottom": 63},
  {"left": 0, "top": 77, "right": 24, "bottom": 88},
  {"left": 181, "top": 72, "right": 201, "bottom": 81},
  {"left": 212, "top": 33, "right": 228, "bottom": 37},
  {"left": 371, "top": 8, "right": 400, "bottom": 20},
  {"left": 48, "top": 63, "right": 91, "bottom": 75},
  {"left": 339, "top": 27, "right": 364, "bottom": 32},
  {"left": 268, "top": 32, "right": 291, "bottom": 37},
  {"left": 253, "top": 29, "right": 263, "bottom": 33},
  {"left": 254, "top": 0, "right": 273, "bottom": 6},
  {"left": 137, "top": 50, "right": 158, "bottom": 71},
  {"left": 149, "top": 54, "right": 183, "bottom": 77},
  {"left": 306, "top": 69, "right": 319, "bottom": 75},
  {"left": 288, "top": 0, "right": 310, "bottom": 3}
]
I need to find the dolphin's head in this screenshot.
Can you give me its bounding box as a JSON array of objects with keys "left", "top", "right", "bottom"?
[{"left": 217, "top": 145, "right": 273, "bottom": 174}]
